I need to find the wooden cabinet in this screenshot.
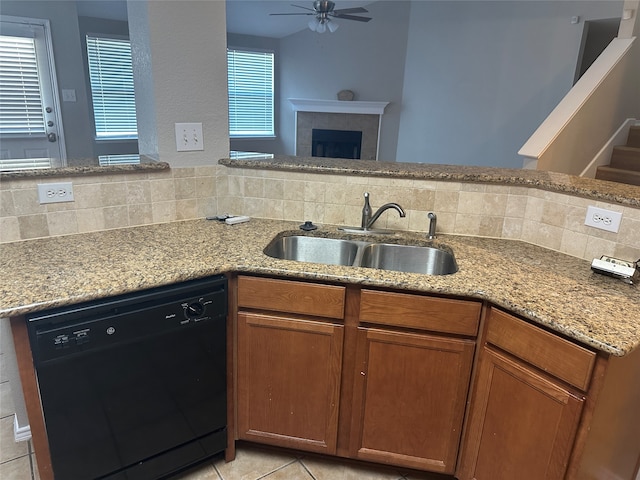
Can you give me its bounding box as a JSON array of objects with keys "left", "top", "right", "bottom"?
[
  {"left": 349, "top": 289, "right": 480, "bottom": 474},
  {"left": 349, "top": 327, "right": 475, "bottom": 473},
  {"left": 457, "top": 308, "right": 595, "bottom": 480},
  {"left": 234, "top": 278, "right": 482, "bottom": 472},
  {"left": 458, "top": 347, "right": 585, "bottom": 480},
  {"left": 233, "top": 277, "right": 640, "bottom": 480},
  {"left": 237, "top": 312, "right": 344, "bottom": 454},
  {"left": 236, "top": 276, "right": 345, "bottom": 454}
]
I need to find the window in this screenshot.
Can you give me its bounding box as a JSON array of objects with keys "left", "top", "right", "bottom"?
[
  {"left": 86, "top": 35, "right": 137, "bottom": 139},
  {"left": 227, "top": 48, "right": 274, "bottom": 138},
  {"left": 0, "top": 17, "right": 63, "bottom": 170},
  {"left": 0, "top": 35, "right": 46, "bottom": 138}
]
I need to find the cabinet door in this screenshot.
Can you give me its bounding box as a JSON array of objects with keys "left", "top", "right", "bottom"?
[
  {"left": 237, "top": 312, "right": 344, "bottom": 454},
  {"left": 458, "top": 347, "right": 585, "bottom": 480},
  {"left": 350, "top": 327, "right": 475, "bottom": 474}
]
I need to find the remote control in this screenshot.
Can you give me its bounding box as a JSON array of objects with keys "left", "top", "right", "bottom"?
[{"left": 225, "top": 215, "right": 250, "bottom": 225}]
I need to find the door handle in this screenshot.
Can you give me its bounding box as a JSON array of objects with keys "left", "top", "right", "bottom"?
[{"left": 47, "top": 132, "right": 57, "bottom": 142}]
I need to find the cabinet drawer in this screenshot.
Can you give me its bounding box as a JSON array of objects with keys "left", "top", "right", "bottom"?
[
  {"left": 359, "top": 290, "right": 481, "bottom": 336},
  {"left": 486, "top": 308, "right": 596, "bottom": 391},
  {"left": 237, "top": 276, "right": 346, "bottom": 320}
]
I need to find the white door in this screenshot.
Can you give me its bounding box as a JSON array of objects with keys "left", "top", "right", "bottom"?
[{"left": 0, "top": 16, "right": 65, "bottom": 170}]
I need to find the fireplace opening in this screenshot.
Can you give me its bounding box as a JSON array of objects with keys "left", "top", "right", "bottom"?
[{"left": 312, "top": 129, "right": 362, "bottom": 159}]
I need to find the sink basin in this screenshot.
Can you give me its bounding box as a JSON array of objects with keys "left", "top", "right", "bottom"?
[
  {"left": 359, "top": 243, "right": 458, "bottom": 275},
  {"left": 264, "top": 234, "right": 458, "bottom": 275},
  {"left": 263, "top": 235, "right": 361, "bottom": 266}
]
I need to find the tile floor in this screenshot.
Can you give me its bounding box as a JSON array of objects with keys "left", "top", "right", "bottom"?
[
  {"left": 1, "top": 437, "right": 449, "bottom": 480},
  {"left": 0, "top": 349, "right": 40, "bottom": 480},
  {"left": 176, "top": 443, "right": 449, "bottom": 480}
]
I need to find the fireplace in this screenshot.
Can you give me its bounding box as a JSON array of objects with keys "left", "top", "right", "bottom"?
[
  {"left": 312, "top": 129, "right": 362, "bottom": 159},
  {"left": 290, "top": 99, "right": 389, "bottom": 160}
]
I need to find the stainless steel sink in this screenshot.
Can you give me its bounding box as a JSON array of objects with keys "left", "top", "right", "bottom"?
[
  {"left": 264, "top": 234, "right": 458, "bottom": 276},
  {"left": 359, "top": 243, "right": 458, "bottom": 275},
  {"left": 263, "top": 235, "right": 361, "bottom": 266}
]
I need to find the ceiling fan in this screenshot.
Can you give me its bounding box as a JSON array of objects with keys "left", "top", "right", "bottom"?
[{"left": 270, "top": 1, "right": 372, "bottom": 33}]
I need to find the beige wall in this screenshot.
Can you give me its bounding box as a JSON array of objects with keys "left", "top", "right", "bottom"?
[{"left": 143, "top": 0, "right": 230, "bottom": 168}]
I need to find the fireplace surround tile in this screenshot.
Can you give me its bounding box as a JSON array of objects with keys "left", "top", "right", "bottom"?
[{"left": 296, "top": 112, "right": 380, "bottom": 160}]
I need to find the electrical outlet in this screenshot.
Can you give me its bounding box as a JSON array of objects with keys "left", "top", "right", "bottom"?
[
  {"left": 37, "top": 182, "right": 74, "bottom": 204},
  {"left": 175, "top": 123, "right": 204, "bottom": 152},
  {"left": 584, "top": 206, "right": 622, "bottom": 233}
]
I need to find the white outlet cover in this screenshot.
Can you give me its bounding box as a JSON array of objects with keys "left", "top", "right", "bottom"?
[
  {"left": 37, "top": 182, "right": 74, "bottom": 204},
  {"left": 175, "top": 122, "right": 204, "bottom": 152},
  {"left": 584, "top": 205, "right": 622, "bottom": 233}
]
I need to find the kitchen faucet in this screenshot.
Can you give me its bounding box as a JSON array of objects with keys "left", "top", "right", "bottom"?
[{"left": 361, "top": 192, "right": 406, "bottom": 230}]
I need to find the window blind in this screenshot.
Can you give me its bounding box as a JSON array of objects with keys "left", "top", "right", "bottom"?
[
  {"left": 227, "top": 49, "right": 274, "bottom": 137},
  {"left": 0, "top": 35, "right": 46, "bottom": 136},
  {"left": 98, "top": 153, "right": 140, "bottom": 166},
  {"left": 86, "top": 35, "right": 137, "bottom": 139},
  {"left": 0, "top": 156, "right": 50, "bottom": 171}
]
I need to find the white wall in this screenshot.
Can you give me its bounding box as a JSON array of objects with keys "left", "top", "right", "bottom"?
[
  {"left": 140, "top": 0, "right": 229, "bottom": 167},
  {"left": 270, "top": 1, "right": 624, "bottom": 168},
  {"left": 396, "top": 0, "right": 624, "bottom": 168},
  {"left": 277, "top": 1, "right": 411, "bottom": 161}
]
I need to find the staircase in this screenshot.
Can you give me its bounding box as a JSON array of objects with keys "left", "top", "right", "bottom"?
[{"left": 596, "top": 126, "right": 640, "bottom": 186}]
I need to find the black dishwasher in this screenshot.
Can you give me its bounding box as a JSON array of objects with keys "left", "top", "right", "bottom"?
[{"left": 27, "top": 275, "right": 228, "bottom": 480}]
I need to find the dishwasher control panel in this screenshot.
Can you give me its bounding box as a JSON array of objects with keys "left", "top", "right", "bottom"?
[
  {"left": 27, "top": 275, "right": 227, "bottom": 364},
  {"left": 52, "top": 328, "right": 90, "bottom": 350}
]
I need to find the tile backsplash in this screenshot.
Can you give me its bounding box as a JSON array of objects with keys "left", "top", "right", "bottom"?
[
  {"left": 217, "top": 167, "right": 640, "bottom": 263},
  {"left": 1, "top": 164, "right": 639, "bottom": 263},
  {"left": 0, "top": 166, "right": 220, "bottom": 243}
]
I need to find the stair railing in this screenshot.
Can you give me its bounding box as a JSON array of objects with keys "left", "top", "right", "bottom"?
[{"left": 518, "top": 37, "right": 637, "bottom": 176}]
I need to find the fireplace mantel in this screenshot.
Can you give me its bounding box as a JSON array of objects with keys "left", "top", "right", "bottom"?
[{"left": 289, "top": 98, "right": 389, "bottom": 115}]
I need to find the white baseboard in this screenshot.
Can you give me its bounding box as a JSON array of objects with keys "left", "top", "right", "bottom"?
[{"left": 14, "top": 414, "right": 31, "bottom": 442}]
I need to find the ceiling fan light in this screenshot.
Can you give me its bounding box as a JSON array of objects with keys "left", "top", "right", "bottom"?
[
  {"left": 327, "top": 20, "right": 339, "bottom": 32},
  {"left": 308, "top": 17, "right": 319, "bottom": 31},
  {"left": 316, "top": 20, "right": 327, "bottom": 33}
]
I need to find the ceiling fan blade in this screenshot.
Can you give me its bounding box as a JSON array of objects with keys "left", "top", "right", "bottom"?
[
  {"left": 332, "top": 7, "right": 368, "bottom": 15},
  {"left": 291, "top": 4, "right": 317, "bottom": 12},
  {"left": 332, "top": 13, "right": 372, "bottom": 22},
  {"left": 269, "top": 12, "right": 314, "bottom": 15}
]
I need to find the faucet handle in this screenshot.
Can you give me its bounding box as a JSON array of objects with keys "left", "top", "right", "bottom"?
[
  {"left": 427, "top": 212, "right": 437, "bottom": 239},
  {"left": 361, "top": 192, "right": 372, "bottom": 229}
]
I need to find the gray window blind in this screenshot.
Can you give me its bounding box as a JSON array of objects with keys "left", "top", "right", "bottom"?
[
  {"left": 0, "top": 35, "right": 46, "bottom": 136},
  {"left": 227, "top": 48, "right": 274, "bottom": 137},
  {"left": 86, "top": 35, "right": 137, "bottom": 139},
  {"left": 98, "top": 153, "right": 140, "bottom": 166},
  {"left": 0, "top": 156, "right": 50, "bottom": 171}
]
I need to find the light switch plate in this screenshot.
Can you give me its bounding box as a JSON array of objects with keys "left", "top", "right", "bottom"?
[
  {"left": 175, "top": 123, "right": 204, "bottom": 152},
  {"left": 61, "top": 89, "right": 76, "bottom": 102}
]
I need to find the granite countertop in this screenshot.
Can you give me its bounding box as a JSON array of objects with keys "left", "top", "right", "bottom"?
[
  {"left": 220, "top": 156, "right": 640, "bottom": 207},
  {"left": 0, "top": 159, "right": 170, "bottom": 179},
  {"left": 1, "top": 218, "right": 638, "bottom": 357}
]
